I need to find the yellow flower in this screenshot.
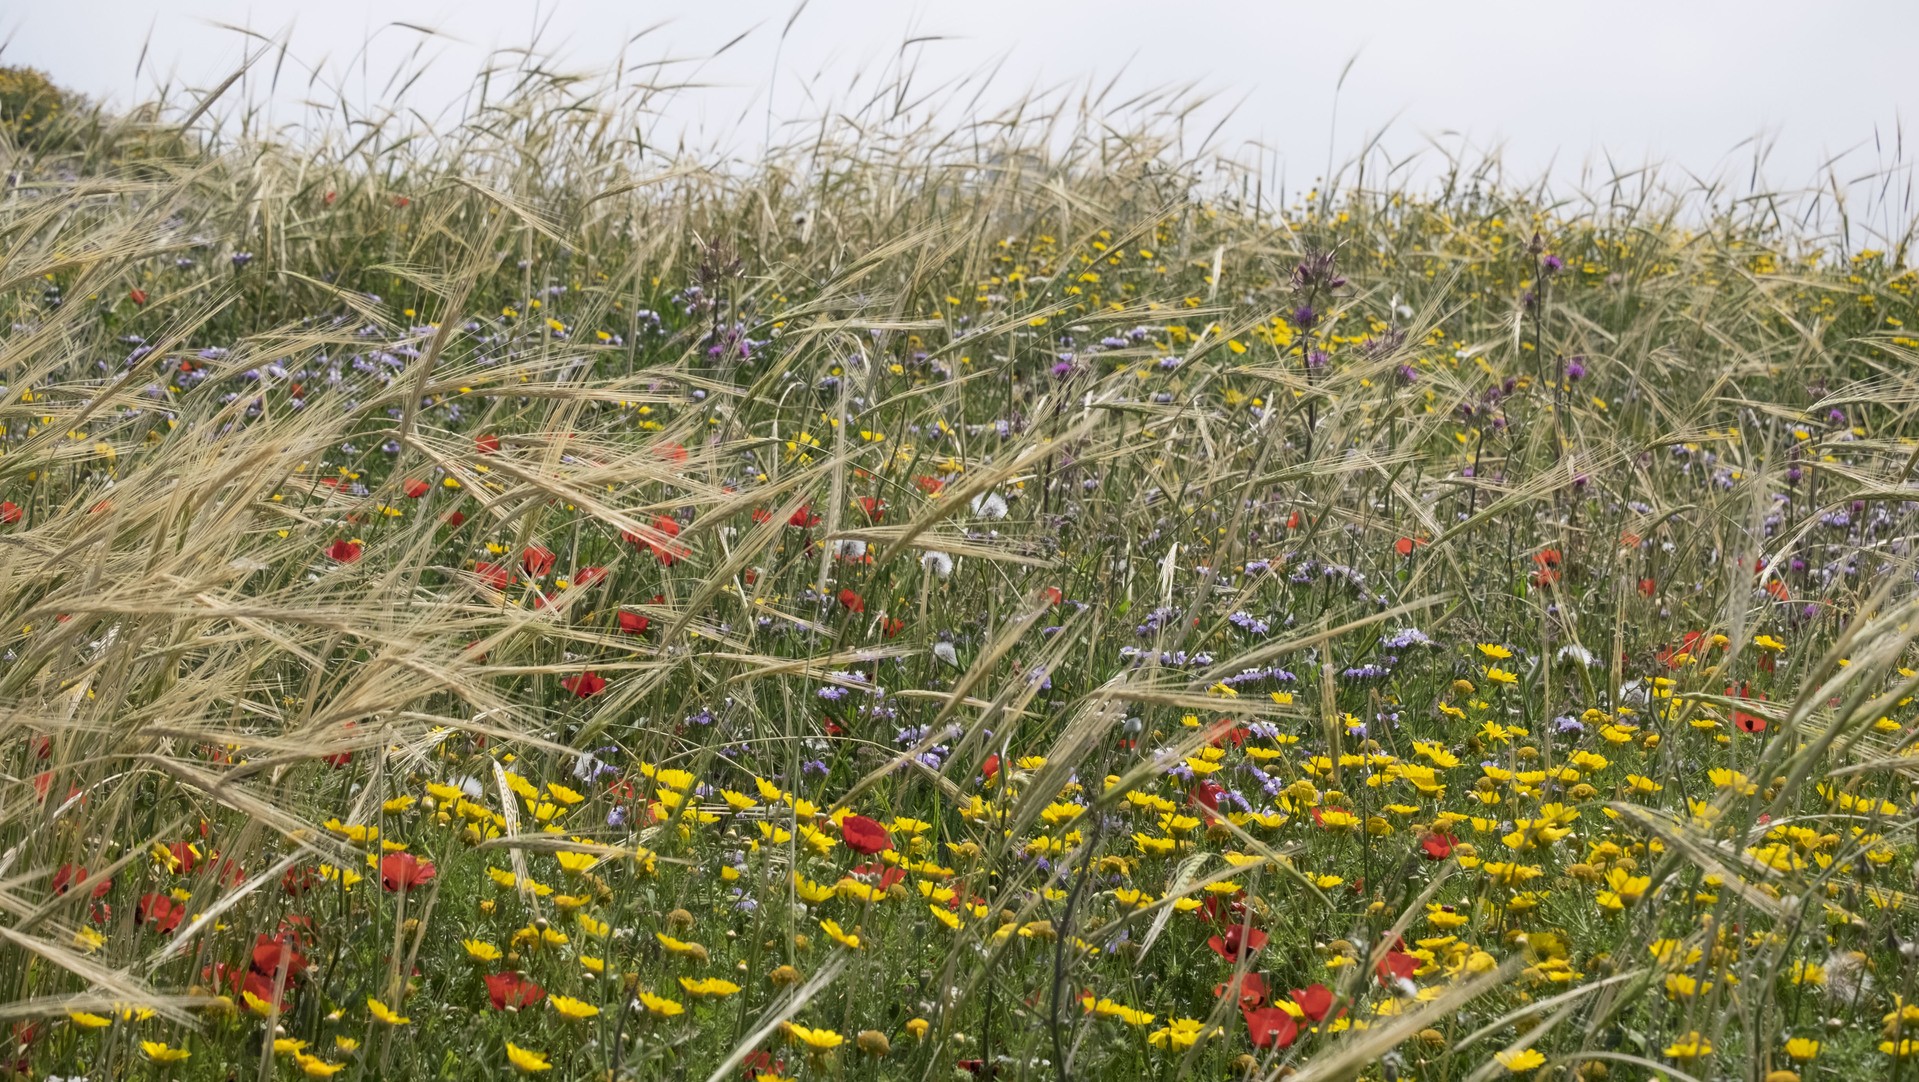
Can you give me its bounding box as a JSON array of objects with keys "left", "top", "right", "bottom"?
[
  {"left": 463, "top": 938, "right": 502, "bottom": 962},
  {"left": 1477, "top": 644, "right": 1513, "bottom": 660},
  {"left": 788, "top": 1024, "right": 845, "bottom": 1051},
  {"left": 1145, "top": 1018, "right": 1218, "bottom": 1050},
  {"left": 1785, "top": 1037, "right": 1820, "bottom": 1062},
  {"left": 1665, "top": 1032, "right": 1711, "bottom": 1059},
  {"left": 506, "top": 1042, "right": 553, "bottom": 1073},
  {"left": 141, "top": 1040, "right": 191, "bottom": 1063},
  {"left": 295, "top": 1053, "right": 347, "bottom": 1078},
  {"left": 1484, "top": 666, "right": 1518, "bottom": 685},
  {"left": 1316, "top": 807, "right": 1360, "bottom": 831},
  {"left": 639, "top": 991, "right": 685, "bottom": 1018},
  {"left": 68, "top": 1011, "right": 112, "bottom": 1029},
  {"left": 1495, "top": 1048, "right": 1546, "bottom": 1072},
  {"left": 656, "top": 933, "right": 709, "bottom": 962},
  {"left": 366, "top": 997, "right": 410, "bottom": 1026},
  {"left": 820, "top": 919, "right": 862, "bottom": 949},
  {"left": 549, "top": 994, "right": 600, "bottom": 1021},
  {"left": 1596, "top": 867, "right": 1651, "bottom": 911},
  {"left": 679, "top": 976, "right": 742, "bottom": 998}
]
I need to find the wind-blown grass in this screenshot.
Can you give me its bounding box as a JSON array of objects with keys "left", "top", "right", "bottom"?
[{"left": 3, "top": 53, "right": 1919, "bottom": 1082}]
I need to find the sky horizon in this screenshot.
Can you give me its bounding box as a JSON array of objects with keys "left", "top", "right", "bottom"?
[{"left": 7, "top": 2, "right": 1917, "bottom": 242}]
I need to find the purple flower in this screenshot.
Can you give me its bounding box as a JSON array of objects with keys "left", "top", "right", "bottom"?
[{"left": 1564, "top": 358, "right": 1586, "bottom": 381}]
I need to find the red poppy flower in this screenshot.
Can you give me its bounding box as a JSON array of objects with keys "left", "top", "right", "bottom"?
[
  {"left": 1209, "top": 724, "right": 1248, "bottom": 748},
  {"left": 323, "top": 190, "right": 337, "bottom": 205},
  {"left": 0, "top": 502, "right": 21, "bottom": 524},
  {"left": 520, "top": 546, "right": 555, "bottom": 577},
  {"left": 572, "top": 566, "right": 607, "bottom": 588},
  {"left": 913, "top": 475, "right": 945, "bottom": 495},
  {"left": 1728, "top": 684, "right": 1769, "bottom": 733},
  {"left": 626, "top": 515, "right": 688, "bottom": 564},
  {"left": 652, "top": 441, "right": 689, "bottom": 464},
  {"left": 1765, "top": 579, "right": 1791, "bottom": 602},
  {"left": 240, "top": 969, "right": 289, "bottom": 1009},
  {"left": 52, "top": 864, "right": 111, "bottom": 899},
  {"left": 1285, "top": 510, "right": 1303, "bottom": 530},
  {"left": 325, "top": 539, "right": 362, "bottom": 563},
  {"left": 560, "top": 672, "right": 607, "bottom": 698},
  {"left": 1191, "top": 780, "right": 1224, "bottom": 813},
  {"left": 788, "top": 505, "right": 820, "bottom": 528},
  {"left": 1041, "top": 586, "right": 1064, "bottom": 606},
  {"left": 1207, "top": 924, "right": 1269, "bottom": 962},
  {"left": 840, "top": 814, "right": 893, "bottom": 855},
  {"left": 883, "top": 616, "right": 905, "bottom": 638},
  {"left": 740, "top": 1052, "right": 785, "bottom": 1079},
  {"left": 135, "top": 894, "right": 183, "bottom": 934},
  {"left": 1638, "top": 577, "right": 1657, "bottom": 597},
  {"left": 850, "top": 863, "right": 906, "bottom": 890},
  {"left": 1419, "top": 832, "right": 1456, "bottom": 861},
  {"left": 837, "top": 588, "right": 865, "bottom": 614},
  {"left": 1196, "top": 895, "right": 1245, "bottom": 926},
  {"left": 251, "top": 933, "right": 309, "bottom": 978},
  {"left": 403, "top": 479, "right": 430, "bottom": 498},
  {"left": 1376, "top": 949, "right": 1419, "bottom": 985},
  {"left": 981, "top": 754, "right": 1000, "bottom": 781},
  {"left": 475, "top": 562, "right": 512, "bottom": 590},
  {"left": 1243, "top": 1006, "right": 1298, "bottom": 1049},
  {"left": 1214, "top": 971, "right": 1268, "bottom": 1010},
  {"left": 1393, "top": 536, "right": 1427, "bottom": 557},
  {"left": 445, "top": 511, "right": 467, "bottom": 527},
  {"left": 1290, "top": 983, "right": 1334, "bottom": 1021},
  {"left": 379, "top": 852, "right": 436, "bottom": 892},
  {"left": 1650, "top": 633, "right": 1711, "bottom": 667},
  {"left": 475, "top": 433, "right": 501, "bottom": 455},
  {"left": 618, "top": 611, "right": 651, "bottom": 635},
  {"left": 282, "top": 866, "right": 319, "bottom": 896},
  {"left": 130, "top": 289, "right": 148, "bottom": 305},
  {"left": 162, "top": 841, "right": 200, "bottom": 875},
  {"left": 856, "top": 496, "right": 885, "bottom": 523},
  {"left": 1529, "top": 549, "right": 1564, "bottom": 587},
  {"left": 485, "top": 971, "right": 545, "bottom": 1011}
]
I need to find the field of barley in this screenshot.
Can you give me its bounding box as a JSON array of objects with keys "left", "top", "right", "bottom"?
[{"left": 3, "top": 61, "right": 1919, "bottom": 1082}]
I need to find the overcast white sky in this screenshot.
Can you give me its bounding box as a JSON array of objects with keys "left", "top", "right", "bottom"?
[{"left": 7, "top": 1, "right": 1918, "bottom": 228}]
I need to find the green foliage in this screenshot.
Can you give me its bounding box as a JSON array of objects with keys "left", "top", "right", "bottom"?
[{"left": 0, "top": 65, "right": 76, "bottom": 148}]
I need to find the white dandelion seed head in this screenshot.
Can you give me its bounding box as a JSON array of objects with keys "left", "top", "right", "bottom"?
[{"left": 969, "top": 492, "right": 1008, "bottom": 520}]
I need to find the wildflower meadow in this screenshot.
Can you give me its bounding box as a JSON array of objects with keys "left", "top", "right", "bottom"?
[{"left": 3, "top": 54, "right": 1919, "bottom": 1082}]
